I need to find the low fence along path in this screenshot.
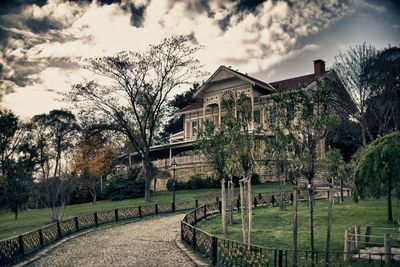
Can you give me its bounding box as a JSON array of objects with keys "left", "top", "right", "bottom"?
[{"left": 27, "top": 214, "right": 195, "bottom": 267}]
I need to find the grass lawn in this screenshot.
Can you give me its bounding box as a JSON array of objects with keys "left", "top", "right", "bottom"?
[
  {"left": 198, "top": 198, "right": 400, "bottom": 252},
  {"left": 0, "top": 182, "right": 286, "bottom": 240}
]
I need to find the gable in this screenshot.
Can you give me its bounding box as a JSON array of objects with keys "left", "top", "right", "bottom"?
[{"left": 194, "top": 66, "right": 274, "bottom": 99}]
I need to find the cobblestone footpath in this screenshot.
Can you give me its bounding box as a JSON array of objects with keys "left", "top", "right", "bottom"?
[{"left": 27, "top": 214, "right": 196, "bottom": 267}]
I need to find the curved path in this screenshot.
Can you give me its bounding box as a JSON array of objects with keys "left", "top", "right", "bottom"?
[{"left": 27, "top": 214, "right": 196, "bottom": 267}]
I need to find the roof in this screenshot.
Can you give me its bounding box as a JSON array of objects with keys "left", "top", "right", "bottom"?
[
  {"left": 193, "top": 65, "right": 275, "bottom": 98},
  {"left": 175, "top": 102, "right": 203, "bottom": 115},
  {"left": 269, "top": 73, "right": 317, "bottom": 92}
]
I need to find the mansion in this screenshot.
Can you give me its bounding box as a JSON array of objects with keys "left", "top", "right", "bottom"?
[{"left": 124, "top": 59, "right": 339, "bottom": 190}]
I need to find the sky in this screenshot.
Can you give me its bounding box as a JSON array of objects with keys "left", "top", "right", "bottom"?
[{"left": 0, "top": 0, "right": 399, "bottom": 118}]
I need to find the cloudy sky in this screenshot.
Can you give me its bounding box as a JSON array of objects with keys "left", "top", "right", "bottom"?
[{"left": 1, "top": 0, "right": 399, "bottom": 118}]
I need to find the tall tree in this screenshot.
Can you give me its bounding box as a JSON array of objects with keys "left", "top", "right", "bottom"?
[
  {"left": 0, "top": 110, "right": 20, "bottom": 177},
  {"left": 0, "top": 110, "right": 35, "bottom": 219},
  {"left": 352, "top": 131, "right": 400, "bottom": 221},
  {"left": 334, "top": 43, "right": 377, "bottom": 146},
  {"left": 72, "top": 134, "right": 117, "bottom": 204},
  {"left": 68, "top": 35, "right": 204, "bottom": 201},
  {"left": 31, "top": 109, "right": 79, "bottom": 222},
  {"left": 197, "top": 121, "right": 231, "bottom": 236},
  {"left": 268, "top": 79, "right": 337, "bottom": 266},
  {"left": 364, "top": 46, "right": 400, "bottom": 137}
]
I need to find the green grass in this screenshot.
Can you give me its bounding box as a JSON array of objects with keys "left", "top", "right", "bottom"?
[
  {"left": 198, "top": 198, "right": 400, "bottom": 252},
  {"left": 0, "top": 182, "right": 286, "bottom": 240}
]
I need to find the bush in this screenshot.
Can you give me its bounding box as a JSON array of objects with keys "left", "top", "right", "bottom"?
[
  {"left": 251, "top": 173, "right": 261, "bottom": 185},
  {"left": 166, "top": 175, "right": 219, "bottom": 191},
  {"left": 104, "top": 169, "right": 145, "bottom": 201}
]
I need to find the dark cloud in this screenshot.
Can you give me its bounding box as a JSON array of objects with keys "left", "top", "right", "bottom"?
[
  {"left": 0, "top": 0, "right": 47, "bottom": 15},
  {"left": 0, "top": 0, "right": 87, "bottom": 102},
  {"left": 130, "top": 3, "right": 146, "bottom": 27}
]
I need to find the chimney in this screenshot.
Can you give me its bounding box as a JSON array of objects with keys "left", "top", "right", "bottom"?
[{"left": 313, "top": 59, "right": 325, "bottom": 77}]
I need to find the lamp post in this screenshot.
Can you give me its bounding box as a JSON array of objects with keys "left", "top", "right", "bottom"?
[{"left": 172, "top": 159, "right": 177, "bottom": 210}]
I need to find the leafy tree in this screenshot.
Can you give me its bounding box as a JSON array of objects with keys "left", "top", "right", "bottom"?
[
  {"left": 160, "top": 83, "right": 199, "bottom": 142},
  {"left": 322, "top": 148, "right": 346, "bottom": 202},
  {"left": 32, "top": 110, "right": 80, "bottom": 178},
  {"left": 30, "top": 109, "right": 80, "bottom": 222},
  {"left": 364, "top": 45, "right": 400, "bottom": 137},
  {"left": 72, "top": 134, "right": 117, "bottom": 204},
  {"left": 334, "top": 43, "right": 377, "bottom": 146},
  {"left": 68, "top": 35, "right": 204, "bottom": 201},
  {"left": 352, "top": 131, "right": 400, "bottom": 221},
  {"left": 0, "top": 110, "right": 35, "bottom": 219},
  {"left": 0, "top": 109, "right": 19, "bottom": 177},
  {"left": 268, "top": 79, "right": 337, "bottom": 266},
  {"left": 197, "top": 120, "right": 231, "bottom": 236},
  {"left": 3, "top": 140, "right": 38, "bottom": 219}
]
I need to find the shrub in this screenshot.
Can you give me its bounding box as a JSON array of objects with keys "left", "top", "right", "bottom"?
[
  {"left": 251, "top": 173, "right": 261, "bottom": 185},
  {"left": 166, "top": 175, "right": 219, "bottom": 191},
  {"left": 104, "top": 169, "right": 145, "bottom": 201}
]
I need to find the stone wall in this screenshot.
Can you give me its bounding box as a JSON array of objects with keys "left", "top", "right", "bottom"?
[{"left": 151, "top": 154, "right": 279, "bottom": 191}]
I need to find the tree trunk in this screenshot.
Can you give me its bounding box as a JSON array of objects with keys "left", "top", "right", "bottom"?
[
  {"left": 230, "top": 181, "right": 234, "bottom": 224},
  {"left": 292, "top": 182, "right": 298, "bottom": 267},
  {"left": 143, "top": 151, "right": 152, "bottom": 202},
  {"left": 239, "top": 180, "right": 247, "bottom": 244},
  {"left": 14, "top": 210, "right": 18, "bottom": 220},
  {"left": 221, "top": 178, "right": 227, "bottom": 236},
  {"left": 308, "top": 184, "right": 315, "bottom": 267},
  {"left": 280, "top": 175, "right": 285, "bottom": 211},
  {"left": 325, "top": 185, "right": 333, "bottom": 267},
  {"left": 387, "top": 173, "right": 393, "bottom": 221},
  {"left": 247, "top": 176, "right": 252, "bottom": 248}
]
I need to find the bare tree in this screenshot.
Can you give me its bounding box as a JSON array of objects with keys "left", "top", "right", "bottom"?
[
  {"left": 35, "top": 173, "right": 75, "bottom": 222},
  {"left": 68, "top": 35, "right": 204, "bottom": 201},
  {"left": 334, "top": 43, "right": 377, "bottom": 146}
]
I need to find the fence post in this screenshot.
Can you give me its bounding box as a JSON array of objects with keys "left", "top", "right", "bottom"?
[
  {"left": 138, "top": 206, "right": 142, "bottom": 218},
  {"left": 94, "top": 212, "right": 98, "bottom": 226},
  {"left": 290, "top": 193, "right": 294, "bottom": 204},
  {"left": 38, "top": 229, "right": 44, "bottom": 246},
  {"left": 384, "top": 234, "right": 391, "bottom": 266},
  {"left": 195, "top": 199, "right": 199, "bottom": 208},
  {"left": 278, "top": 249, "right": 283, "bottom": 267},
  {"left": 155, "top": 204, "right": 158, "bottom": 215},
  {"left": 194, "top": 208, "right": 197, "bottom": 224},
  {"left": 271, "top": 195, "right": 276, "bottom": 206},
  {"left": 365, "top": 224, "right": 371, "bottom": 243},
  {"left": 74, "top": 217, "right": 79, "bottom": 231},
  {"left": 355, "top": 225, "right": 360, "bottom": 249},
  {"left": 211, "top": 236, "right": 218, "bottom": 266},
  {"left": 56, "top": 221, "right": 62, "bottom": 239},
  {"left": 115, "top": 209, "right": 119, "bottom": 222},
  {"left": 344, "top": 229, "right": 351, "bottom": 261},
  {"left": 236, "top": 197, "right": 240, "bottom": 211},
  {"left": 18, "top": 235, "right": 24, "bottom": 257},
  {"left": 254, "top": 197, "right": 258, "bottom": 208},
  {"left": 218, "top": 201, "right": 222, "bottom": 214},
  {"left": 204, "top": 205, "right": 207, "bottom": 220},
  {"left": 172, "top": 202, "right": 176, "bottom": 212},
  {"left": 180, "top": 221, "right": 184, "bottom": 241},
  {"left": 191, "top": 227, "right": 197, "bottom": 250}
]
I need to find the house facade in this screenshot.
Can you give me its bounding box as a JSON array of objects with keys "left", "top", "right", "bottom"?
[{"left": 123, "top": 59, "right": 334, "bottom": 190}]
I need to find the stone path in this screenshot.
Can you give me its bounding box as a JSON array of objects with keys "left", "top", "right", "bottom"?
[{"left": 27, "top": 214, "right": 196, "bottom": 267}]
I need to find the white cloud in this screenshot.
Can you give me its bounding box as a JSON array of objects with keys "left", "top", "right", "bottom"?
[{"left": 2, "top": 0, "right": 354, "bottom": 116}]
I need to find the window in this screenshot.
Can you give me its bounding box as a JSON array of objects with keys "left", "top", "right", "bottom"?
[
  {"left": 269, "top": 108, "right": 277, "bottom": 126},
  {"left": 253, "top": 110, "right": 261, "bottom": 124},
  {"left": 191, "top": 121, "right": 198, "bottom": 137},
  {"left": 287, "top": 103, "right": 295, "bottom": 121},
  {"left": 302, "top": 104, "right": 314, "bottom": 118}
]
